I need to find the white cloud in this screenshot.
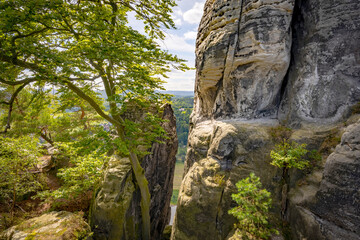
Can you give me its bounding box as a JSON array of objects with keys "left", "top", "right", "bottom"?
[
  {"left": 184, "top": 31, "right": 197, "bottom": 40},
  {"left": 174, "top": 8, "right": 183, "bottom": 17},
  {"left": 183, "top": 2, "right": 205, "bottom": 24},
  {"left": 174, "top": 17, "right": 182, "bottom": 27},
  {"left": 163, "top": 69, "right": 196, "bottom": 91},
  {"left": 157, "top": 34, "right": 195, "bottom": 53}
]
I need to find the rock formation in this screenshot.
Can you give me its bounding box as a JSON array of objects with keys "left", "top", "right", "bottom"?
[
  {"left": 90, "top": 104, "right": 178, "bottom": 240},
  {"left": 289, "top": 118, "right": 360, "bottom": 239},
  {"left": 279, "top": 0, "right": 360, "bottom": 125},
  {"left": 172, "top": 0, "right": 360, "bottom": 239},
  {"left": 1, "top": 211, "right": 91, "bottom": 240},
  {"left": 193, "top": 0, "right": 295, "bottom": 121},
  {"left": 192, "top": 0, "right": 360, "bottom": 124}
]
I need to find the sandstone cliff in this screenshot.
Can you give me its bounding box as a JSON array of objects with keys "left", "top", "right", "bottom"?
[
  {"left": 172, "top": 0, "right": 360, "bottom": 239},
  {"left": 90, "top": 104, "right": 178, "bottom": 240}
]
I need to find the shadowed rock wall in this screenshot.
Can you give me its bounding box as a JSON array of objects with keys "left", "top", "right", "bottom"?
[
  {"left": 90, "top": 104, "right": 178, "bottom": 240},
  {"left": 279, "top": 0, "right": 360, "bottom": 125}
]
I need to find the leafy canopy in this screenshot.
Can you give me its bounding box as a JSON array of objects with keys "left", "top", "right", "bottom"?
[
  {"left": 228, "top": 173, "right": 277, "bottom": 240},
  {"left": 0, "top": 0, "right": 187, "bottom": 136}
]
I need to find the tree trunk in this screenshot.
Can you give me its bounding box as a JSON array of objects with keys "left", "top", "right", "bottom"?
[{"left": 129, "top": 152, "right": 151, "bottom": 240}]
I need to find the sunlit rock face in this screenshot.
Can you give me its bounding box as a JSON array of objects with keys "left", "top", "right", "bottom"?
[
  {"left": 1, "top": 211, "right": 91, "bottom": 240},
  {"left": 171, "top": 120, "right": 281, "bottom": 240},
  {"left": 192, "top": 0, "right": 295, "bottom": 122},
  {"left": 173, "top": 0, "right": 360, "bottom": 239}
]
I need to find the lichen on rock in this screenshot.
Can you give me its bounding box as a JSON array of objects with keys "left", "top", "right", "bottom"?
[{"left": 0, "top": 211, "right": 91, "bottom": 240}]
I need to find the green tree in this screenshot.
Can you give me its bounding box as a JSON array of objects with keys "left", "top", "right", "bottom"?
[
  {"left": 269, "top": 140, "right": 308, "bottom": 219},
  {"left": 0, "top": 135, "right": 42, "bottom": 222},
  {"left": 0, "top": 1, "right": 187, "bottom": 239},
  {"left": 228, "top": 173, "right": 277, "bottom": 239},
  {"left": 270, "top": 140, "right": 309, "bottom": 176}
]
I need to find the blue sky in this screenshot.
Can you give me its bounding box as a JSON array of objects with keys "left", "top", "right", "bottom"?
[{"left": 129, "top": 0, "right": 205, "bottom": 91}]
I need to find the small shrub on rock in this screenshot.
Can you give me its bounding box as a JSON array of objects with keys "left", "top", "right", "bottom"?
[
  {"left": 228, "top": 173, "right": 277, "bottom": 239},
  {"left": 270, "top": 140, "right": 309, "bottom": 171}
]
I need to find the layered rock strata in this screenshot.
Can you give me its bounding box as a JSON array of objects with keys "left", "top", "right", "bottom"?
[
  {"left": 193, "top": 0, "right": 295, "bottom": 121},
  {"left": 192, "top": 0, "right": 360, "bottom": 124},
  {"left": 90, "top": 104, "right": 178, "bottom": 240},
  {"left": 279, "top": 0, "right": 360, "bottom": 125},
  {"left": 173, "top": 0, "right": 360, "bottom": 239}
]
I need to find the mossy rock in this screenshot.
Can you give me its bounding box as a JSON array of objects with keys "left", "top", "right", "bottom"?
[{"left": 0, "top": 211, "right": 91, "bottom": 240}]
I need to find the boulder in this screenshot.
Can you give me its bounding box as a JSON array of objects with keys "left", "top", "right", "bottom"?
[
  {"left": 172, "top": 120, "right": 281, "bottom": 240},
  {"left": 172, "top": 119, "right": 344, "bottom": 239},
  {"left": 0, "top": 211, "right": 91, "bottom": 240}
]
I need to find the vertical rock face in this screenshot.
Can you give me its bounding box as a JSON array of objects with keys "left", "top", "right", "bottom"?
[
  {"left": 313, "top": 120, "right": 360, "bottom": 238},
  {"left": 279, "top": 0, "right": 360, "bottom": 125},
  {"left": 289, "top": 119, "right": 360, "bottom": 239},
  {"left": 173, "top": 0, "right": 360, "bottom": 239},
  {"left": 192, "top": 0, "right": 360, "bottom": 124},
  {"left": 90, "top": 104, "right": 178, "bottom": 240},
  {"left": 171, "top": 120, "right": 282, "bottom": 240},
  {"left": 193, "top": 0, "right": 295, "bottom": 121}
]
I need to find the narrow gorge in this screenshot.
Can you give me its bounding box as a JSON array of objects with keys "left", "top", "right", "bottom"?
[{"left": 172, "top": 0, "right": 360, "bottom": 239}]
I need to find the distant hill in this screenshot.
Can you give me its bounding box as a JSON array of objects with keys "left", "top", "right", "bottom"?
[
  {"left": 160, "top": 91, "right": 194, "bottom": 97},
  {"left": 98, "top": 90, "right": 194, "bottom": 99}
]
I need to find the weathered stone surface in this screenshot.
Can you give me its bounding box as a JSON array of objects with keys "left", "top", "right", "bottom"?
[
  {"left": 90, "top": 104, "right": 178, "bottom": 240},
  {"left": 171, "top": 120, "right": 282, "bottom": 240},
  {"left": 175, "top": 0, "right": 360, "bottom": 239},
  {"left": 288, "top": 119, "right": 360, "bottom": 239},
  {"left": 1, "top": 211, "right": 91, "bottom": 240},
  {"left": 172, "top": 118, "right": 344, "bottom": 239},
  {"left": 192, "top": 0, "right": 294, "bottom": 122},
  {"left": 90, "top": 156, "right": 135, "bottom": 239},
  {"left": 279, "top": 0, "right": 360, "bottom": 125},
  {"left": 126, "top": 104, "right": 178, "bottom": 240}
]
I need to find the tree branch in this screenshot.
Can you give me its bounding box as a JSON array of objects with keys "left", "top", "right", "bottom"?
[
  {"left": 11, "top": 27, "right": 49, "bottom": 41},
  {"left": 67, "top": 75, "right": 100, "bottom": 81},
  {"left": 0, "top": 83, "right": 29, "bottom": 134},
  {"left": 0, "top": 76, "right": 39, "bottom": 86},
  {"left": 0, "top": 52, "right": 43, "bottom": 73},
  {"left": 64, "top": 80, "right": 124, "bottom": 127}
]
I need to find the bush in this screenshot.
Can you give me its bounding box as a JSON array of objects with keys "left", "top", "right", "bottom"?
[
  {"left": 268, "top": 125, "right": 292, "bottom": 143},
  {"left": 37, "top": 140, "right": 109, "bottom": 207},
  {"left": 270, "top": 140, "right": 309, "bottom": 170},
  {"left": 0, "top": 136, "right": 43, "bottom": 217},
  {"left": 228, "top": 173, "right": 277, "bottom": 239}
]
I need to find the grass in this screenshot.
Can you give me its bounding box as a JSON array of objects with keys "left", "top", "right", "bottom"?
[{"left": 171, "top": 161, "right": 184, "bottom": 205}]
